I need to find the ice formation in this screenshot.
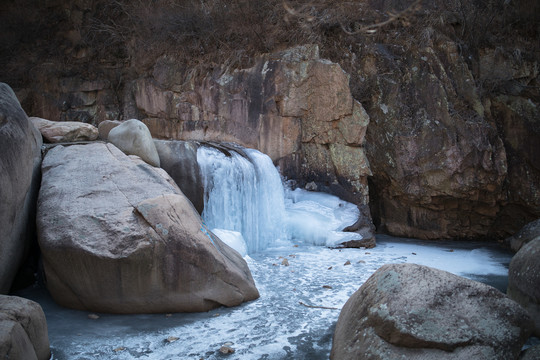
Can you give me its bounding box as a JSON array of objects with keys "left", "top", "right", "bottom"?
[{"left": 197, "top": 145, "right": 362, "bottom": 253}]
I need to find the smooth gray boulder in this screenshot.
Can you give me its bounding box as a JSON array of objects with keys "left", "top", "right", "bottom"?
[
  {"left": 37, "top": 142, "right": 258, "bottom": 313},
  {"left": 29, "top": 116, "right": 98, "bottom": 143},
  {"left": 331, "top": 263, "right": 533, "bottom": 360},
  {"left": 508, "top": 238, "right": 540, "bottom": 337},
  {"left": 0, "top": 295, "right": 50, "bottom": 360},
  {"left": 0, "top": 83, "right": 42, "bottom": 294},
  {"left": 108, "top": 118, "right": 160, "bottom": 167},
  {"left": 154, "top": 139, "right": 204, "bottom": 213}
]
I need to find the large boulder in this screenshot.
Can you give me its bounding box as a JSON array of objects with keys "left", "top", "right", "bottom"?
[
  {"left": 0, "top": 295, "right": 50, "bottom": 360},
  {"left": 37, "top": 142, "right": 259, "bottom": 313},
  {"left": 508, "top": 238, "right": 540, "bottom": 337},
  {"left": 0, "top": 83, "right": 42, "bottom": 293},
  {"left": 108, "top": 118, "right": 160, "bottom": 167},
  {"left": 506, "top": 219, "right": 540, "bottom": 252},
  {"left": 29, "top": 116, "right": 98, "bottom": 143},
  {"left": 331, "top": 263, "right": 533, "bottom": 360},
  {"left": 154, "top": 139, "right": 204, "bottom": 213}
]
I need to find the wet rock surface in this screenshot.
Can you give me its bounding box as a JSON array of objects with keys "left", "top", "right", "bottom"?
[
  {"left": 154, "top": 139, "right": 204, "bottom": 213},
  {"left": 332, "top": 263, "right": 533, "bottom": 359}
]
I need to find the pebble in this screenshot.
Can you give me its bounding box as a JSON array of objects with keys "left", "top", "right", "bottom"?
[
  {"left": 344, "top": 260, "right": 351, "bottom": 266},
  {"left": 166, "top": 336, "right": 179, "bottom": 343},
  {"left": 281, "top": 258, "right": 290, "bottom": 266},
  {"left": 219, "top": 346, "right": 235, "bottom": 354}
]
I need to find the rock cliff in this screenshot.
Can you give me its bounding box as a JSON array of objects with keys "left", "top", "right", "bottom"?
[{"left": 2, "top": 0, "right": 538, "bottom": 240}]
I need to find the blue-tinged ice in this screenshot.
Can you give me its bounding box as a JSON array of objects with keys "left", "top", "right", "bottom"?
[{"left": 197, "top": 144, "right": 363, "bottom": 254}]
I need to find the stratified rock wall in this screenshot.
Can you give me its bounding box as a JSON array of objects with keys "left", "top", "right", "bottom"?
[{"left": 136, "top": 45, "right": 372, "bottom": 205}]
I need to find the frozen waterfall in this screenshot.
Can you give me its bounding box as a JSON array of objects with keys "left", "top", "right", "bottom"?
[
  {"left": 196, "top": 144, "right": 363, "bottom": 254},
  {"left": 197, "top": 146, "right": 286, "bottom": 253}
]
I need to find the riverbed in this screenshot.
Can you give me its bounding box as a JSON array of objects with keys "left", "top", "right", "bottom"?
[{"left": 18, "top": 235, "right": 514, "bottom": 360}]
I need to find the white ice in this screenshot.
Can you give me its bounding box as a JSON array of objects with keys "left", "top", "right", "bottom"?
[
  {"left": 284, "top": 188, "right": 362, "bottom": 247},
  {"left": 198, "top": 145, "right": 363, "bottom": 253},
  {"left": 211, "top": 228, "right": 248, "bottom": 257},
  {"left": 23, "top": 237, "right": 513, "bottom": 360}
]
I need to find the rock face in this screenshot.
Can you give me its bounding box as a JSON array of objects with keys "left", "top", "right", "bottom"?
[
  {"left": 108, "top": 118, "right": 160, "bottom": 167},
  {"left": 136, "top": 45, "right": 372, "bottom": 207},
  {"left": 37, "top": 142, "right": 259, "bottom": 313},
  {"left": 508, "top": 238, "right": 540, "bottom": 337},
  {"left": 331, "top": 263, "right": 533, "bottom": 360},
  {"left": 0, "top": 295, "right": 50, "bottom": 360},
  {"left": 506, "top": 219, "right": 540, "bottom": 252},
  {"left": 364, "top": 41, "right": 508, "bottom": 240},
  {"left": 4, "top": 1, "right": 539, "bottom": 241},
  {"left": 29, "top": 116, "right": 98, "bottom": 142},
  {"left": 0, "top": 83, "right": 42, "bottom": 294}
]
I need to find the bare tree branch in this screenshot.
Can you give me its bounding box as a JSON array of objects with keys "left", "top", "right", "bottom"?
[{"left": 339, "top": 0, "right": 423, "bottom": 35}]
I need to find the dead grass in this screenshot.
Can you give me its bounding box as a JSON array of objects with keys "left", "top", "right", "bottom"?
[{"left": 1, "top": 0, "right": 538, "bottom": 91}]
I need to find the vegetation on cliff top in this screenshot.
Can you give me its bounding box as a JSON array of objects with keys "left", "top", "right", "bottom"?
[{"left": 0, "top": 0, "right": 538, "bottom": 94}]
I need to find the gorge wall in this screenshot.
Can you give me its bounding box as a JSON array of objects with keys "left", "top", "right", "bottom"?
[{"left": 1, "top": 0, "right": 538, "bottom": 240}]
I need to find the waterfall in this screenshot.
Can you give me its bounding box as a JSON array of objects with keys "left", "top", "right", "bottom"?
[
  {"left": 197, "top": 145, "right": 286, "bottom": 254},
  {"left": 196, "top": 144, "right": 362, "bottom": 254}
]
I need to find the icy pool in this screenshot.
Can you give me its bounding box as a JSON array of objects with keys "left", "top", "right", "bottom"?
[{"left": 18, "top": 235, "right": 513, "bottom": 360}]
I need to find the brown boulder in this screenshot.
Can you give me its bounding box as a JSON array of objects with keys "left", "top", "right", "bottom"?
[
  {"left": 37, "top": 142, "right": 259, "bottom": 313},
  {"left": 332, "top": 263, "right": 533, "bottom": 359},
  {"left": 29, "top": 116, "right": 98, "bottom": 142}
]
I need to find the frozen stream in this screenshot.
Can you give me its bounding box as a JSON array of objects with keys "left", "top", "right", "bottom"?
[
  {"left": 19, "top": 236, "right": 513, "bottom": 360},
  {"left": 17, "top": 145, "right": 518, "bottom": 359}
]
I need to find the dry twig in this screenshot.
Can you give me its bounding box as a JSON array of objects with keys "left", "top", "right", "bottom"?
[{"left": 299, "top": 301, "right": 339, "bottom": 310}]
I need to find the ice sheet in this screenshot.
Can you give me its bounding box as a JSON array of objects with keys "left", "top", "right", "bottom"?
[{"left": 21, "top": 237, "right": 513, "bottom": 360}]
